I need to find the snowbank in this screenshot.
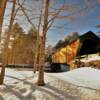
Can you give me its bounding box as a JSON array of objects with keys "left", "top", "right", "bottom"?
[{"left": 50, "top": 67, "right": 100, "bottom": 90}]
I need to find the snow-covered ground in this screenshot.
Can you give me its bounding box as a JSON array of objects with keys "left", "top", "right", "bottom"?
[
  {"left": 0, "top": 67, "right": 100, "bottom": 100},
  {"left": 49, "top": 67, "right": 100, "bottom": 90}
]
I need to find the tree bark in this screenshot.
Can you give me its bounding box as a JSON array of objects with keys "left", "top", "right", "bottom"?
[
  {"left": 0, "top": 0, "right": 8, "bottom": 84},
  {"left": 37, "top": 0, "right": 49, "bottom": 86},
  {"left": 0, "top": 0, "right": 8, "bottom": 40}
]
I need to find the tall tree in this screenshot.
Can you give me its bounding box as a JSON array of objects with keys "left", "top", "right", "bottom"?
[
  {"left": 33, "top": 0, "right": 43, "bottom": 73},
  {"left": 0, "top": 0, "right": 8, "bottom": 84},
  {"left": 0, "top": 0, "right": 16, "bottom": 84},
  {"left": 36, "top": 0, "right": 72, "bottom": 86},
  {"left": 37, "top": 0, "right": 50, "bottom": 86}
]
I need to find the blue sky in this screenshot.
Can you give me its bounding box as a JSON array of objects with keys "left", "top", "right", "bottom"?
[
  {"left": 3, "top": 0, "right": 100, "bottom": 46},
  {"left": 47, "top": 0, "right": 100, "bottom": 46}
]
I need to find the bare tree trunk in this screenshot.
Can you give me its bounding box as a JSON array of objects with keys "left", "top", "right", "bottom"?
[
  {"left": 0, "top": 0, "right": 8, "bottom": 40},
  {"left": 37, "top": 0, "right": 49, "bottom": 86},
  {"left": 0, "top": 0, "right": 8, "bottom": 84},
  {"left": 33, "top": 0, "right": 43, "bottom": 73},
  {"left": 33, "top": 40, "right": 39, "bottom": 73},
  {"left": 0, "top": 0, "right": 16, "bottom": 84},
  {"left": 5, "top": 0, "right": 16, "bottom": 64}
]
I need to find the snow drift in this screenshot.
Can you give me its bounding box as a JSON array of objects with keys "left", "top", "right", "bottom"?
[{"left": 50, "top": 67, "right": 100, "bottom": 90}]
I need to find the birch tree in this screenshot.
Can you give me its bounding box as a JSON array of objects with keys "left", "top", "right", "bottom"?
[{"left": 37, "top": 0, "right": 50, "bottom": 86}]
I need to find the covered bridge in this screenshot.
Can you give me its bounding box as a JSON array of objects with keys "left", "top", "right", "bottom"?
[{"left": 52, "top": 31, "right": 100, "bottom": 65}]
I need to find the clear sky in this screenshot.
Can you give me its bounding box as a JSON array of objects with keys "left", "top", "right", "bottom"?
[
  {"left": 3, "top": 0, "right": 100, "bottom": 46},
  {"left": 47, "top": 0, "right": 100, "bottom": 46}
]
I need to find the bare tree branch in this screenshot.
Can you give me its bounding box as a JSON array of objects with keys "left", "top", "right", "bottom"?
[
  {"left": 47, "top": 5, "right": 65, "bottom": 31},
  {"left": 17, "top": 1, "right": 37, "bottom": 31}
]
